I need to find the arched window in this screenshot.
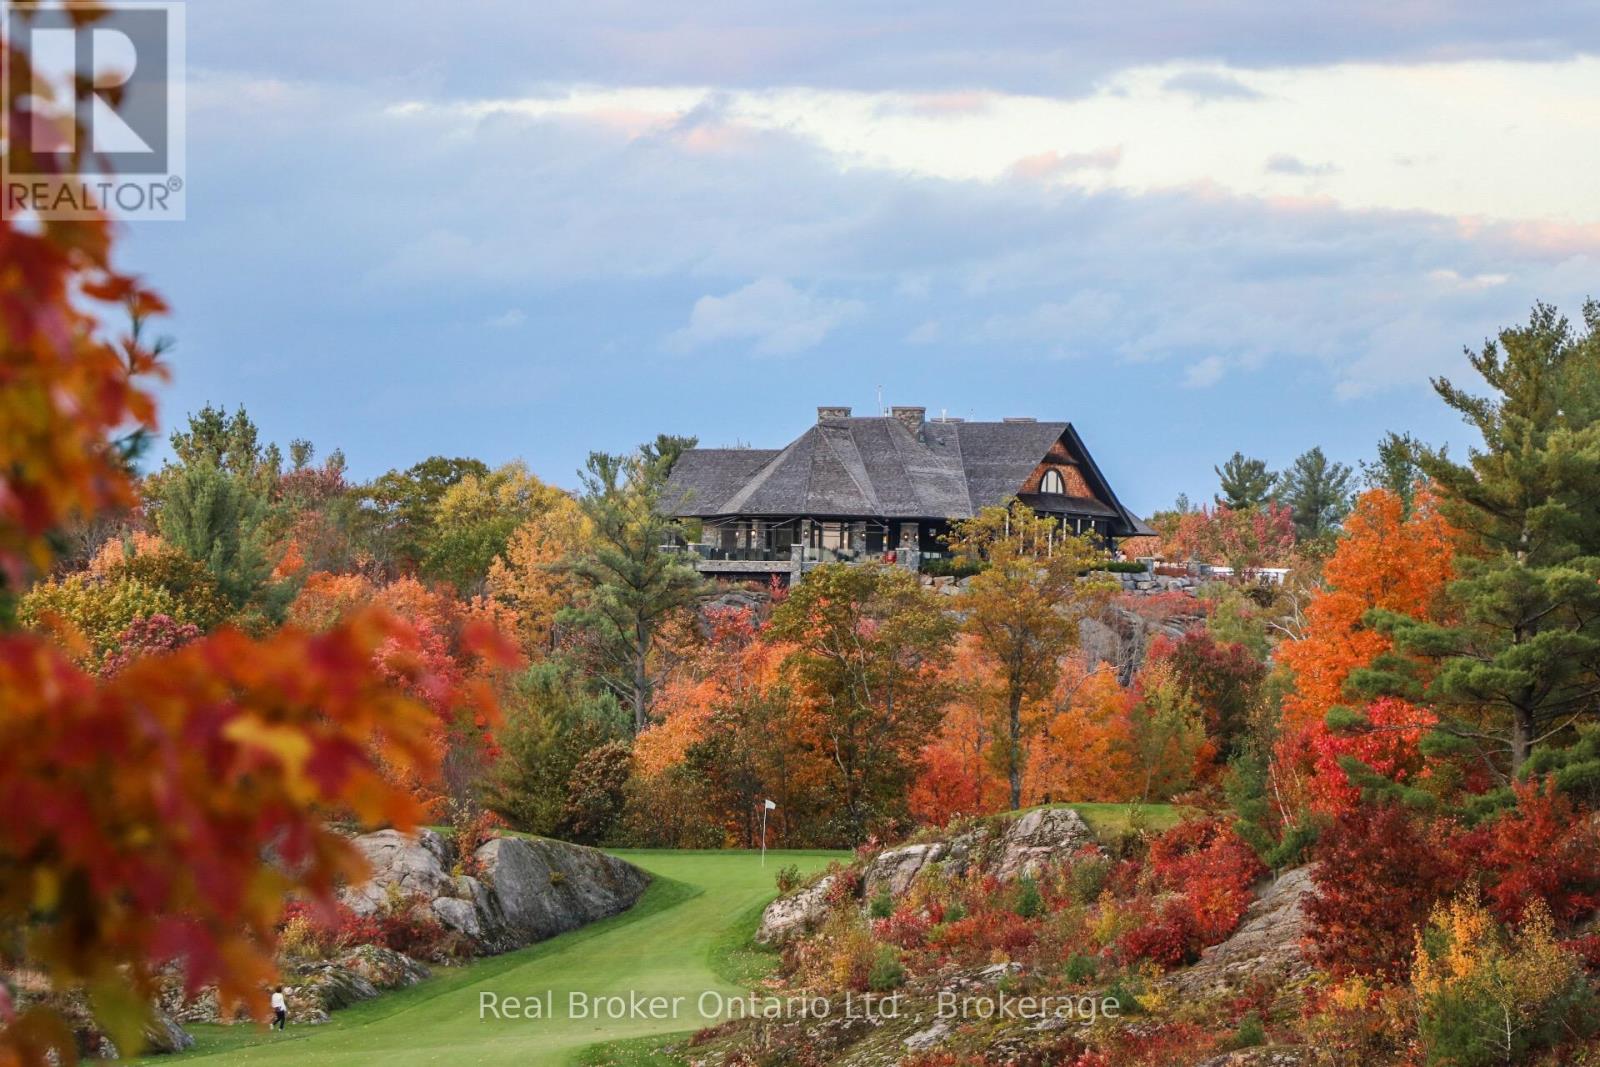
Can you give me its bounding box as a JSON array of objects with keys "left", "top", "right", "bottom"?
[{"left": 1039, "top": 468, "right": 1066, "bottom": 495}]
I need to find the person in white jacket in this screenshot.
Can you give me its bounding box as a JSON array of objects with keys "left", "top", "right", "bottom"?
[{"left": 270, "top": 987, "right": 289, "bottom": 1030}]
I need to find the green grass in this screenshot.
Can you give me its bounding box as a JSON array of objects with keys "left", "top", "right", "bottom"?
[
  {"left": 131, "top": 850, "right": 842, "bottom": 1067},
  {"left": 1062, "top": 802, "right": 1186, "bottom": 839}
]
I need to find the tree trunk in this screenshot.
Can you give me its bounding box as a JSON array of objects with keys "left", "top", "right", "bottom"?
[
  {"left": 632, "top": 625, "right": 649, "bottom": 734},
  {"left": 1511, "top": 707, "right": 1533, "bottom": 776},
  {"left": 1008, "top": 688, "right": 1024, "bottom": 810}
]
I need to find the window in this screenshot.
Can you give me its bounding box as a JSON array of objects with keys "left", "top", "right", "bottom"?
[{"left": 1039, "top": 468, "right": 1066, "bottom": 495}]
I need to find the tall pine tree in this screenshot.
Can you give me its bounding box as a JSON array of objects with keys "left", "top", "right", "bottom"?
[
  {"left": 561, "top": 441, "right": 705, "bottom": 733},
  {"left": 1357, "top": 303, "right": 1600, "bottom": 776}
]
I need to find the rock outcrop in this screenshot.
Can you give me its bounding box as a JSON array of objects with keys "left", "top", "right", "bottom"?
[
  {"left": 754, "top": 874, "right": 837, "bottom": 946},
  {"left": 861, "top": 807, "right": 1098, "bottom": 897},
  {"left": 159, "top": 944, "right": 432, "bottom": 1028},
  {"left": 757, "top": 807, "right": 1098, "bottom": 945},
  {"left": 342, "top": 828, "right": 650, "bottom": 955},
  {"left": 7, "top": 974, "right": 194, "bottom": 1060},
  {"left": 1167, "top": 867, "right": 1314, "bottom": 996}
]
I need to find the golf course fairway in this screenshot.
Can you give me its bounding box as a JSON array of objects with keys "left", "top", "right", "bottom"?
[{"left": 143, "top": 850, "right": 843, "bottom": 1067}]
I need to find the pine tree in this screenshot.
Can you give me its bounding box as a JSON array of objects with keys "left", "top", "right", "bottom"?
[
  {"left": 1356, "top": 303, "right": 1600, "bottom": 776},
  {"left": 1214, "top": 451, "right": 1276, "bottom": 509},
  {"left": 1360, "top": 431, "right": 1425, "bottom": 513},
  {"left": 561, "top": 442, "right": 705, "bottom": 733},
  {"left": 1277, "top": 446, "right": 1355, "bottom": 541}
]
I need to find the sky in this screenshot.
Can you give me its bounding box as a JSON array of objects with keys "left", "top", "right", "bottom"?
[{"left": 120, "top": 2, "right": 1600, "bottom": 515}]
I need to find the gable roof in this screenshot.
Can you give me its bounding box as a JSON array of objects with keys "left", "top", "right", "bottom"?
[{"left": 663, "top": 415, "right": 1150, "bottom": 537}]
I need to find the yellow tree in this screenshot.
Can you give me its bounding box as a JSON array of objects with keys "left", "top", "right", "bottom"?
[
  {"left": 487, "top": 493, "right": 592, "bottom": 655},
  {"left": 946, "top": 500, "right": 1116, "bottom": 809}
]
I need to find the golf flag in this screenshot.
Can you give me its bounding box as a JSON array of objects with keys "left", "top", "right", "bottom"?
[{"left": 760, "top": 799, "right": 776, "bottom": 865}]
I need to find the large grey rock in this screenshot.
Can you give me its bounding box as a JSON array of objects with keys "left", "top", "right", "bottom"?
[
  {"left": 863, "top": 842, "right": 950, "bottom": 897},
  {"left": 476, "top": 835, "right": 650, "bottom": 944},
  {"left": 342, "top": 828, "right": 457, "bottom": 914},
  {"left": 991, "top": 807, "right": 1098, "bottom": 880},
  {"left": 340, "top": 828, "right": 648, "bottom": 956},
  {"left": 1167, "top": 867, "right": 1314, "bottom": 996},
  {"left": 755, "top": 874, "right": 837, "bottom": 945}
]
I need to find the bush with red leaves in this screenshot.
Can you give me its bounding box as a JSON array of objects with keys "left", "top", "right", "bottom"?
[
  {"left": 1149, "top": 819, "right": 1266, "bottom": 941},
  {"left": 1473, "top": 781, "right": 1600, "bottom": 925},
  {"left": 1118, "top": 899, "right": 1195, "bottom": 968},
  {"left": 1303, "top": 802, "right": 1463, "bottom": 978}
]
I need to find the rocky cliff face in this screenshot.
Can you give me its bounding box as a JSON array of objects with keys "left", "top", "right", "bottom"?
[
  {"left": 342, "top": 828, "right": 650, "bottom": 954},
  {"left": 756, "top": 807, "right": 1099, "bottom": 945}
]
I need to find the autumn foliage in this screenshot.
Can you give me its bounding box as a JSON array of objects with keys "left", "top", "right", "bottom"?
[{"left": 0, "top": 13, "right": 511, "bottom": 1061}]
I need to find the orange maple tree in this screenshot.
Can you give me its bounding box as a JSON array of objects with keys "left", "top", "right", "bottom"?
[{"left": 1277, "top": 488, "right": 1454, "bottom": 735}]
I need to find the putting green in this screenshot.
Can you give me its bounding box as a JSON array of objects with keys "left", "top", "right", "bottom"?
[{"left": 143, "top": 850, "right": 842, "bottom": 1067}]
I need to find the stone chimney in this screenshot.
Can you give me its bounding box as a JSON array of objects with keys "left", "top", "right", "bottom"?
[
  {"left": 1002, "top": 416, "right": 1037, "bottom": 423},
  {"left": 817, "top": 406, "right": 852, "bottom": 422},
  {"left": 890, "top": 406, "right": 926, "bottom": 437}
]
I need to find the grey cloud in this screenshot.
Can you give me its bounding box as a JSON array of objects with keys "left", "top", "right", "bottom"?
[
  {"left": 1162, "top": 71, "right": 1264, "bottom": 101},
  {"left": 1265, "top": 153, "right": 1340, "bottom": 176},
  {"left": 193, "top": 2, "right": 1600, "bottom": 99}
]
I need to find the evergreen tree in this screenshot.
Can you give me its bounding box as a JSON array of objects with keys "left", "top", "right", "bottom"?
[
  {"left": 1356, "top": 303, "right": 1600, "bottom": 776},
  {"left": 153, "top": 461, "right": 276, "bottom": 611},
  {"left": 561, "top": 441, "right": 705, "bottom": 733},
  {"left": 1214, "top": 451, "right": 1276, "bottom": 509},
  {"left": 1277, "top": 446, "right": 1355, "bottom": 541},
  {"left": 1360, "top": 431, "right": 1426, "bottom": 514}
]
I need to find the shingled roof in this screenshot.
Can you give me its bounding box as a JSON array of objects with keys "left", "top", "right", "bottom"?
[{"left": 664, "top": 411, "right": 1152, "bottom": 538}]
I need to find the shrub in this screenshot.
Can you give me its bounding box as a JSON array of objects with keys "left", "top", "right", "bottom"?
[
  {"left": 1068, "top": 855, "right": 1111, "bottom": 905},
  {"left": 867, "top": 947, "right": 906, "bottom": 992},
  {"left": 775, "top": 864, "right": 802, "bottom": 894},
  {"left": 1413, "top": 895, "right": 1596, "bottom": 1067},
  {"left": 1013, "top": 876, "right": 1044, "bottom": 918},
  {"left": 1473, "top": 780, "right": 1600, "bottom": 926},
  {"left": 1063, "top": 953, "right": 1098, "bottom": 984},
  {"left": 1118, "top": 900, "right": 1195, "bottom": 968},
  {"left": 1096, "top": 561, "right": 1150, "bottom": 574},
  {"left": 920, "top": 556, "right": 984, "bottom": 580},
  {"left": 869, "top": 888, "right": 894, "bottom": 919},
  {"left": 1227, "top": 1013, "right": 1266, "bottom": 1050},
  {"left": 1146, "top": 818, "right": 1265, "bottom": 948},
  {"left": 558, "top": 740, "right": 633, "bottom": 844},
  {"left": 1305, "top": 803, "right": 1463, "bottom": 978}
]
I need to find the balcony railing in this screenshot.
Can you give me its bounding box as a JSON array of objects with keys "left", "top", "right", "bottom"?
[{"left": 663, "top": 543, "right": 925, "bottom": 568}]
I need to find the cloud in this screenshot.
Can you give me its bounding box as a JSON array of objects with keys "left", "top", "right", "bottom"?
[
  {"left": 1008, "top": 147, "right": 1123, "bottom": 181},
  {"left": 1183, "top": 355, "right": 1227, "bottom": 388},
  {"left": 906, "top": 320, "right": 942, "bottom": 344},
  {"left": 191, "top": 3, "right": 1600, "bottom": 101},
  {"left": 1162, "top": 70, "right": 1264, "bottom": 101},
  {"left": 668, "top": 278, "right": 865, "bottom": 355},
  {"left": 486, "top": 308, "right": 526, "bottom": 328},
  {"left": 1265, "top": 153, "right": 1339, "bottom": 176},
  {"left": 1427, "top": 268, "right": 1511, "bottom": 290}
]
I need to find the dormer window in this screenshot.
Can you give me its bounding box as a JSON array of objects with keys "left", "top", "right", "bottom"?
[{"left": 1040, "top": 469, "right": 1066, "bottom": 495}]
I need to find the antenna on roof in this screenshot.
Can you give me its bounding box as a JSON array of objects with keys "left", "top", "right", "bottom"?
[{"left": 876, "top": 385, "right": 884, "bottom": 415}]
